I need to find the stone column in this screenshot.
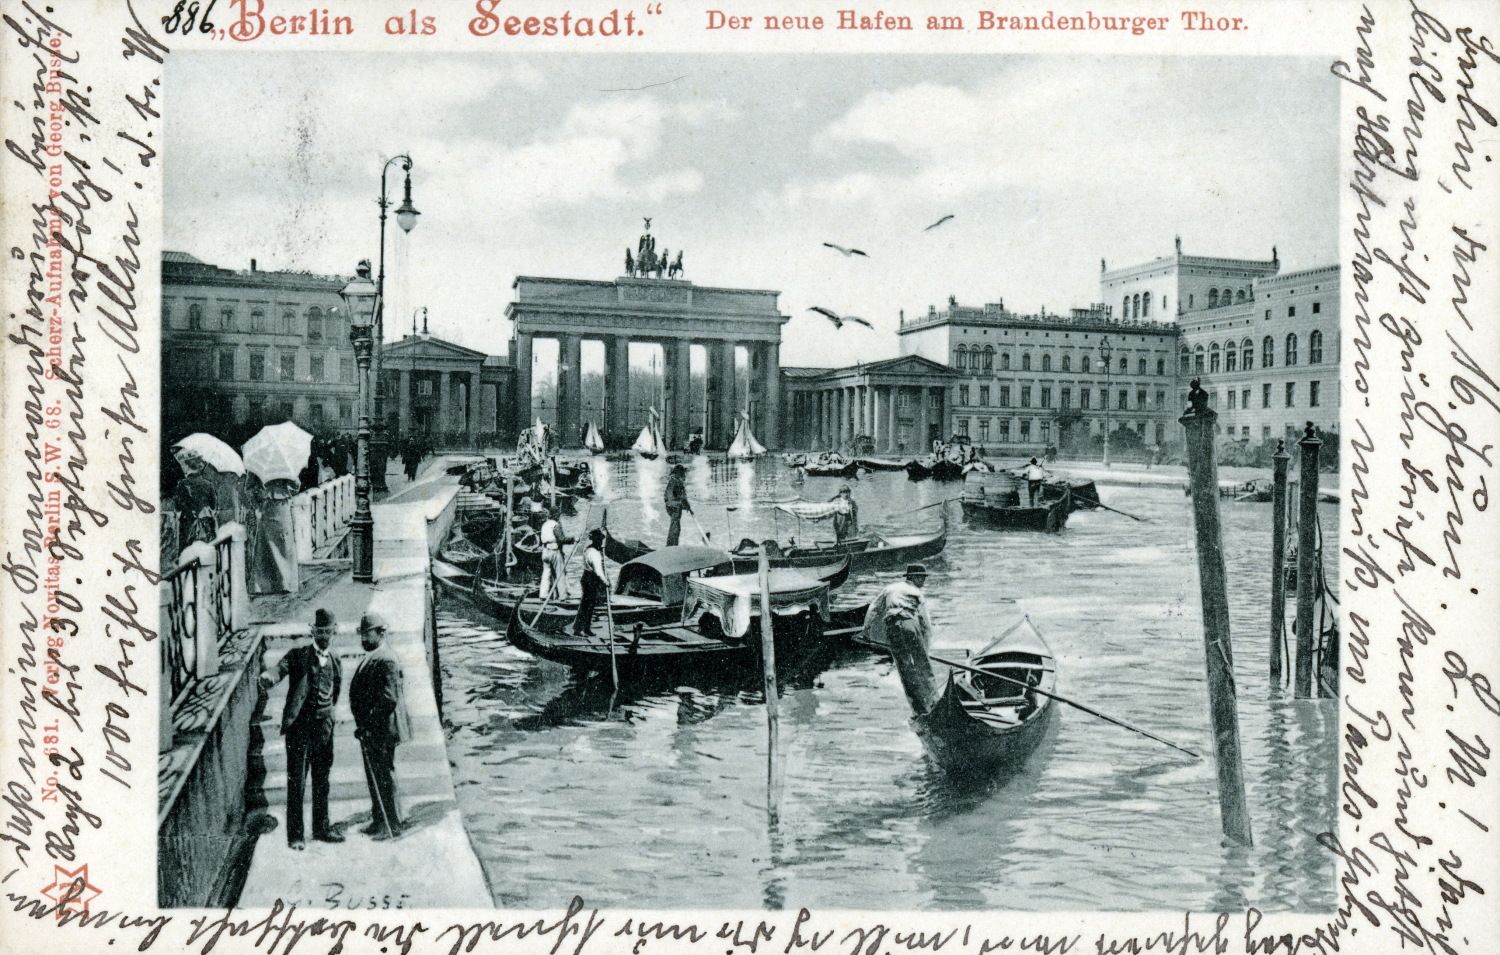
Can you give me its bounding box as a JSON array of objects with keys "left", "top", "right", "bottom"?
[
  {"left": 478, "top": 378, "right": 497, "bottom": 436},
  {"left": 917, "top": 386, "right": 930, "bottom": 449},
  {"left": 885, "top": 385, "right": 899, "bottom": 452},
  {"left": 513, "top": 333, "right": 533, "bottom": 436},
  {"left": 672, "top": 338, "right": 693, "bottom": 449},
  {"left": 719, "top": 340, "right": 739, "bottom": 447},
  {"left": 397, "top": 368, "right": 411, "bottom": 439},
  {"left": 762, "top": 341, "right": 781, "bottom": 449},
  {"left": 437, "top": 371, "right": 452, "bottom": 438},
  {"left": 559, "top": 333, "right": 582, "bottom": 446},
  {"left": 863, "top": 385, "right": 875, "bottom": 443},
  {"left": 605, "top": 335, "right": 630, "bottom": 448},
  {"left": 836, "top": 388, "right": 847, "bottom": 449}
]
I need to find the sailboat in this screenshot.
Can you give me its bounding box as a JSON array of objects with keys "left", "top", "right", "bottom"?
[
  {"left": 726, "top": 412, "right": 767, "bottom": 460},
  {"left": 583, "top": 421, "right": 605, "bottom": 454},
  {"left": 631, "top": 408, "right": 663, "bottom": 459}
]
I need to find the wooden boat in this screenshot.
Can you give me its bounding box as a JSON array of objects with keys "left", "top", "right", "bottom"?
[
  {"left": 855, "top": 456, "right": 908, "bottom": 472},
  {"left": 1040, "top": 479, "right": 1101, "bottom": 512},
  {"left": 632, "top": 410, "right": 664, "bottom": 460},
  {"left": 728, "top": 509, "right": 949, "bottom": 571},
  {"left": 726, "top": 414, "right": 768, "bottom": 460},
  {"left": 802, "top": 460, "right": 863, "bottom": 478},
  {"left": 583, "top": 421, "right": 605, "bottom": 454},
  {"left": 906, "top": 457, "right": 966, "bottom": 481},
  {"left": 960, "top": 485, "right": 1071, "bottom": 532},
  {"left": 913, "top": 616, "right": 1058, "bottom": 777}
]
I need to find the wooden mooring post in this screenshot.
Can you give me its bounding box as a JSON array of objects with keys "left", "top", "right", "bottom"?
[
  {"left": 1294, "top": 423, "right": 1323, "bottom": 699},
  {"left": 1179, "top": 380, "right": 1253, "bottom": 846},
  {"left": 1269, "top": 440, "right": 1290, "bottom": 687},
  {"left": 757, "top": 546, "right": 782, "bottom": 824}
]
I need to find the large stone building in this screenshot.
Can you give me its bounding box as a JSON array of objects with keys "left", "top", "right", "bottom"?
[
  {"left": 381, "top": 330, "right": 513, "bottom": 441},
  {"left": 161, "top": 252, "right": 358, "bottom": 444}
]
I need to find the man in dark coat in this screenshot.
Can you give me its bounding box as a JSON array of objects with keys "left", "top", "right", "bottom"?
[
  {"left": 260, "top": 608, "right": 345, "bottom": 849},
  {"left": 664, "top": 464, "right": 691, "bottom": 546},
  {"left": 350, "top": 612, "right": 409, "bottom": 839},
  {"left": 573, "top": 528, "right": 608, "bottom": 637}
]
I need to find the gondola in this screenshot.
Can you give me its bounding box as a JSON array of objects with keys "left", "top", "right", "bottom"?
[
  {"left": 855, "top": 457, "right": 908, "bottom": 472},
  {"left": 728, "top": 509, "right": 949, "bottom": 571},
  {"left": 913, "top": 616, "right": 1058, "bottom": 777},
  {"left": 1039, "top": 479, "right": 1101, "bottom": 513},
  {"left": 802, "top": 460, "right": 863, "bottom": 479},
  {"left": 906, "top": 457, "right": 966, "bottom": 481},
  {"left": 960, "top": 485, "right": 1071, "bottom": 532}
]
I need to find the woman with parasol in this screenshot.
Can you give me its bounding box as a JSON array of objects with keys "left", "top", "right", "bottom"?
[{"left": 242, "top": 422, "right": 313, "bottom": 595}]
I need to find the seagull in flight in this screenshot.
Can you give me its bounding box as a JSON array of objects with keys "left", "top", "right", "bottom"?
[
  {"left": 923, "top": 214, "right": 956, "bottom": 232},
  {"left": 822, "top": 242, "right": 869, "bottom": 258},
  {"left": 808, "top": 306, "right": 873, "bottom": 329}
]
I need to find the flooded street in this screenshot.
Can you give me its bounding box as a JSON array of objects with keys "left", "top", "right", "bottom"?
[{"left": 437, "top": 457, "right": 1338, "bottom": 911}]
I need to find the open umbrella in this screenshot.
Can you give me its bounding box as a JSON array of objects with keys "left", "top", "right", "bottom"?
[
  {"left": 172, "top": 433, "right": 244, "bottom": 476},
  {"left": 241, "top": 422, "right": 314, "bottom": 485}
]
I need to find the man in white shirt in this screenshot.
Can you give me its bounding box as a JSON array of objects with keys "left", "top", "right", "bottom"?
[
  {"left": 573, "top": 528, "right": 608, "bottom": 636},
  {"left": 862, "top": 564, "right": 937, "bottom": 714},
  {"left": 1012, "top": 457, "right": 1051, "bottom": 506},
  {"left": 538, "top": 506, "right": 572, "bottom": 600}
]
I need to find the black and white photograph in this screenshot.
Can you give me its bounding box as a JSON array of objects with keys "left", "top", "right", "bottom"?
[{"left": 149, "top": 49, "right": 1352, "bottom": 915}]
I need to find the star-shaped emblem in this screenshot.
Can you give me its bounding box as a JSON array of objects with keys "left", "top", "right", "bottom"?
[{"left": 40, "top": 863, "right": 102, "bottom": 915}]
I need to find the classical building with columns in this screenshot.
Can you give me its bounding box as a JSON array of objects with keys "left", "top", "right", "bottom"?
[
  {"left": 782, "top": 357, "right": 959, "bottom": 453},
  {"left": 380, "top": 332, "right": 513, "bottom": 442},
  {"left": 505, "top": 241, "right": 789, "bottom": 450}
]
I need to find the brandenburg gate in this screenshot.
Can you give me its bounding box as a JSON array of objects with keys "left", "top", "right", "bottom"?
[{"left": 505, "top": 223, "right": 789, "bottom": 451}]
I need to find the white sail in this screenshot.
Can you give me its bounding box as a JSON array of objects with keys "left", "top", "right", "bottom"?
[
  {"left": 583, "top": 421, "right": 605, "bottom": 454},
  {"left": 631, "top": 409, "right": 661, "bottom": 457},
  {"left": 727, "top": 414, "right": 767, "bottom": 459}
]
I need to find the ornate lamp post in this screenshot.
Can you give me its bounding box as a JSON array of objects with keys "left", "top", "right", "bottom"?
[
  {"left": 371, "top": 154, "right": 420, "bottom": 493},
  {"left": 341, "top": 260, "right": 378, "bottom": 582},
  {"left": 1100, "top": 335, "right": 1113, "bottom": 468}
]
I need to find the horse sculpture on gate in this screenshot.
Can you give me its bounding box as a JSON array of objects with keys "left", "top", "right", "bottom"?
[{"left": 625, "top": 218, "right": 685, "bottom": 279}]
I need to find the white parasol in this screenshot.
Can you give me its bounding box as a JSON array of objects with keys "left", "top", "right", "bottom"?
[
  {"left": 241, "top": 421, "right": 314, "bottom": 485},
  {"left": 172, "top": 433, "right": 245, "bottom": 476}
]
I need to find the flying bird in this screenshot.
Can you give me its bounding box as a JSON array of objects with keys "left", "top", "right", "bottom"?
[
  {"left": 822, "top": 242, "right": 869, "bottom": 258},
  {"left": 923, "top": 214, "right": 956, "bottom": 232},
  {"left": 808, "top": 306, "right": 873, "bottom": 329}
]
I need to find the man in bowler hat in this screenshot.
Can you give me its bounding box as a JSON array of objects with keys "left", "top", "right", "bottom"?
[
  {"left": 260, "top": 607, "right": 345, "bottom": 849},
  {"left": 350, "top": 612, "right": 410, "bottom": 839}
]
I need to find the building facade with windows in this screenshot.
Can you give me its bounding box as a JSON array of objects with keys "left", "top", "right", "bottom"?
[
  {"left": 897, "top": 297, "right": 1181, "bottom": 452},
  {"left": 161, "top": 252, "right": 358, "bottom": 445}
]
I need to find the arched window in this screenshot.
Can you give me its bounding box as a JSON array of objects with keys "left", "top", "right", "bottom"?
[
  {"left": 280, "top": 308, "right": 295, "bottom": 334},
  {"left": 1119, "top": 356, "right": 1128, "bottom": 373},
  {"left": 1061, "top": 355, "right": 1071, "bottom": 372},
  {"left": 1262, "top": 335, "right": 1275, "bottom": 368},
  {"left": 982, "top": 346, "right": 994, "bottom": 372},
  {"left": 1021, "top": 353, "right": 1032, "bottom": 371},
  {"left": 1225, "top": 340, "right": 1238, "bottom": 372},
  {"left": 1081, "top": 354, "right": 1091, "bottom": 374},
  {"left": 954, "top": 346, "right": 966, "bottom": 370},
  {"left": 1222, "top": 288, "right": 1233, "bottom": 307},
  {"left": 1241, "top": 338, "right": 1254, "bottom": 371},
  {"left": 1042, "top": 353, "right": 1052, "bottom": 372},
  {"left": 1236, "top": 289, "right": 1247, "bottom": 303},
  {"left": 1309, "top": 330, "right": 1323, "bottom": 364},
  {"left": 1208, "top": 289, "right": 1219, "bottom": 309},
  {"left": 1179, "top": 346, "right": 1191, "bottom": 375},
  {"left": 1156, "top": 357, "right": 1166, "bottom": 376},
  {"left": 1122, "top": 295, "right": 1129, "bottom": 319},
  {"left": 1001, "top": 352, "right": 1011, "bottom": 371},
  {"left": 251, "top": 307, "right": 268, "bottom": 332},
  {"left": 188, "top": 303, "right": 203, "bottom": 330},
  {"left": 1132, "top": 293, "right": 1141, "bottom": 319},
  {"left": 1142, "top": 292, "right": 1152, "bottom": 318},
  {"left": 1194, "top": 345, "right": 1205, "bottom": 373},
  {"left": 306, "top": 306, "right": 324, "bottom": 341},
  {"left": 1210, "top": 343, "right": 1221, "bottom": 373},
  {"left": 1285, "top": 332, "right": 1299, "bottom": 366},
  {"left": 1137, "top": 357, "right": 1147, "bottom": 376}
]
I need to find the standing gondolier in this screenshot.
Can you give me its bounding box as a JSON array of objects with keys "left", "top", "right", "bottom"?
[
  {"left": 573, "top": 528, "right": 608, "bottom": 636},
  {"left": 664, "top": 464, "right": 691, "bottom": 547},
  {"left": 1012, "top": 457, "right": 1051, "bottom": 506},
  {"left": 538, "top": 506, "right": 572, "bottom": 600},
  {"left": 830, "top": 485, "right": 859, "bottom": 544},
  {"left": 863, "top": 564, "right": 937, "bottom": 714}
]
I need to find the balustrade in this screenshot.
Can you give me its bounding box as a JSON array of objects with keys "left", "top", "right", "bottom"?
[
  {"left": 160, "top": 523, "right": 247, "bottom": 734},
  {"left": 290, "top": 474, "right": 356, "bottom": 560}
]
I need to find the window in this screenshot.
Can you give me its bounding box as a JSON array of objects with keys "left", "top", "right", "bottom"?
[
  {"left": 956, "top": 417, "right": 970, "bottom": 436},
  {"left": 280, "top": 352, "right": 296, "bottom": 382},
  {"left": 1209, "top": 289, "right": 1219, "bottom": 309},
  {"left": 1179, "top": 347, "right": 1191, "bottom": 375},
  {"left": 1288, "top": 305, "right": 1297, "bottom": 317},
  {"left": 1156, "top": 358, "right": 1165, "bottom": 376},
  {"left": 190, "top": 304, "right": 207, "bottom": 329},
  {"left": 1118, "top": 389, "right": 1128, "bottom": 409},
  {"left": 1265, "top": 309, "right": 1271, "bottom": 321},
  {"left": 1194, "top": 346, "right": 1205, "bottom": 374},
  {"left": 1313, "top": 301, "right": 1321, "bottom": 314},
  {"left": 310, "top": 355, "right": 325, "bottom": 382},
  {"left": 1122, "top": 295, "right": 1129, "bottom": 318},
  {"left": 1189, "top": 293, "right": 1195, "bottom": 308},
  {"left": 418, "top": 379, "right": 433, "bottom": 396},
  {"left": 1262, "top": 336, "right": 1275, "bottom": 368},
  {"left": 1142, "top": 292, "right": 1151, "bottom": 317},
  {"left": 1263, "top": 425, "right": 1272, "bottom": 440},
  {"left": 1285, "top": 333, "right": 1299, "bottom": 366},
  {"left": 1225, "top": 344, "right": 1237, "bottom": 372},
  {"left": 1020, "top": 419, "right": 1032, "bottom": 442},
  {"left": 1132, "top": 293, "right": 1140, "bottom": 319},
  {"left": 1001, "top": 352, "right": 1011, "bottom": 371},
  {"left": 1310, "top": 381, "right": 1321, "bottom": 406},
  {"left": 1241, "top": 425, "right": 1250, "bottom": 438},
  {"left": 307, "top": 307, "right": 323, "bottom": 341},
  {"left": 1262, "top": 383, "right": 1271, "bottom": 408},
  {"left": 1241, "top": 388, "right": 1250, "bottom": 409},
  {"left": 999, "top": 419, "right": 1011, "bottom": 443},
  {"left": 250, "top": 307, "right": 265, "bottom": 333},
  {"left": 1061, "top": 387, "right": 1071, "bottom": 409},
  {"left": 1237, "top": 290, "right": 1247, "bottom": 303},
  {"left": 1081, "top": 388, "right": 1091, "bottom": 409},
  {"left": 959, "top": 385, "right": 970, "bottom": 406},
  {"left": 1210, "top": 343, "right": 1221, "bottom": 373},
  {"left": 1041, "top": 387, "right": 1052, "bottom": 408},
  {"left": 341, "top": 358, "right": 354, "bottom": 383},
  {"left": 1082, "top": 355, "right": 1092, "bottom": 374},
  {"left": 982, "top": 347, "right": 994, "bottom": 372},
  {"left": 978, "top": 386, "right": 990, "bottom": 406},
  {"left": 954, "top": 346, "right": 967, "bottom": 370},
  {"left": 1229, "top": 390, "right": 1238, "bottom": 410},
  {"left": 1062, "top": 355, "right": 1071, "bottom": 372},
  {"left": 1022, "top": 353, "right": 1032, "bottom": 371},
  {"left": 1100, "top": 390, "right": 1109, "bottom": 410},
  {"left": 1137, "top": 357, "right": 1147, "bottom": 376},
  {"left": 247, "top": 398, "right": 265, "bottom": 427},
  {"left": 249, "top": 352, "right": 265, "bottom": 381},
  {"left": 1042, "top": 354, "right": 1052, "bottom": 372},
  {"left": 339, "top": 400, "right": 353, "bottom": 424},
  {"left": 1041, "top": 421, "right": 1051, "bottom": 442},
  {"left": 217, "top": 350, "right": 234, "bottom": 380},
  {"left": 1242, "top": 338, "right": 1255, "bottom": 371},
  {"left": 999, "top": 386, "right": 1011, "bottom": 408},
  {"left": 1020, "top": 386, "right": 1032, "bottom": 408},
  {"left": 1136, "top": 389, "right": 1146, "bottom": 409},
  {"left": 281, "top": 308, "right": 296, "bottom": 335},
  {"left": 978, "top": 418, "right": 990, "bottom": 442},
  {"left": 1309, "top": 330, "right": 1324, "bottom": 363},
  {"left": 1286, "top": 382, "right": 1296, "bottom": 407},
  {"left": 1155, "top": 390, "right": 1166, "bottom": 408},
  {"left": 309, "top": 402, "right": 325, "bottom": 426},
  {"left": 1223, "top": 288, "right": 1233, "bottom": 306}
]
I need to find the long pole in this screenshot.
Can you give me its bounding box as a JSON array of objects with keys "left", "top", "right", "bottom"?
[
  {"left": 1269, "top": 440, "right": 1290, "bottom": 687},
  {"left": 1102, "top": 339, "right": 1112, "bottom": 468},
  {"left": 757, "top": 547, "right": 781, "bottom": 824},
  {"left": 601, "top": 561, "right": 619, "bottom": 690},
  {"left": 1179, "top": 379, "right": 1253, "bottom": 846},
  {"left": 503, "top": 472, "right": 516, "bottom": 577},
  {"left": 1294, "top": 424, "right": 1323, "bottom": 699},
  {"left": 372, "top": 155, "right": 412, "bottom": 495}
]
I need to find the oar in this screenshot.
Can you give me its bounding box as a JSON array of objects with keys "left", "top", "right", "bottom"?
[
  {"left": 1079, "top": 497, "right": 1149, "bottom": 523},
  {"left": 895, "top": 498, "right": 953, "bottom": 517},
  {"left": 927, "top": 653, "right": 1202, "bottom": 759}
]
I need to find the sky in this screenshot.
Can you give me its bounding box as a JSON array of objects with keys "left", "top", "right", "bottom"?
[{"left": 165, "top": 52, "right": 1338, "bottom": 369}]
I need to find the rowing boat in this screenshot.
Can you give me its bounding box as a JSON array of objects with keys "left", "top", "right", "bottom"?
[
  {"left": 855, "top": 457, "right": 909, "bottom": 472},
  {"left": 802, "top": 460, "right": 863, "bottom": 478},
  {"left": 728, "top": 509, "right": 948, "bottom": 571},
  {"left": 960, "top": 486, "right": 1071, "bottom": 532},
  {"left": 913, "top": 616, "right": 1058, "bottom": 778}
]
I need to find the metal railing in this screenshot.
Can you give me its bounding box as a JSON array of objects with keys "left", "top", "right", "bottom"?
[
  {"left": 291, "top": 475, "right": 355, "bottom": 560},
  {"left": 160, "top": 523, "right": 248, "bottom": 709}
]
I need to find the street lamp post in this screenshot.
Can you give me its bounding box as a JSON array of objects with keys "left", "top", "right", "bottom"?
[
  {"left": 371, "top": 154, "right": 420, "bottom": 494},
  {"left": 341, "top": 260, "right": 379, "bottom": 582},
  {"left": 1100, "top": 335, "right": 1113, "bottom": 468}
]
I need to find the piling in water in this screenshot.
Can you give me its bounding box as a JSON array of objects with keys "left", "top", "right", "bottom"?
[
  {"left": 1269, "top": 440, "right": 1290, "bottom": 688},
  {"left": 1178, "top": 380, "right": 1253, "bottom": 846},
  {"left": 1294, "top": 423, "right": 1323, "bottom": 700},
  {"left": 758, "top": 546, "right": 782, "bottom": 823}
]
